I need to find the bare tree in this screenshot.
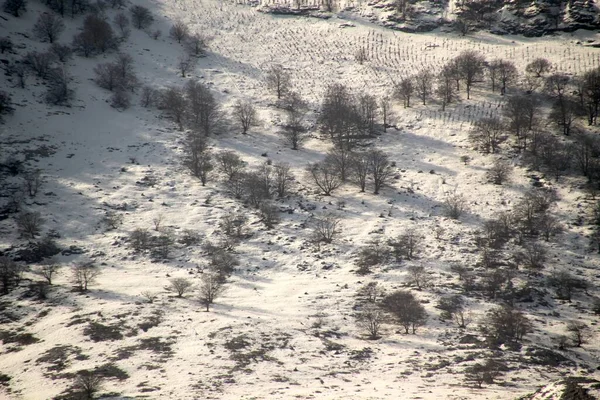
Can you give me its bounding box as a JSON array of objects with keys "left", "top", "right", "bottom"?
[
  {"left": 72, "top": 262, "right": 101, "bottom": 292},
  {"left": 368, "top": 149, "right": 393, "bottom": 195},
  {"left": 504, "top": 95, "right": 539, "bottom": 147},
  {"left": 382, "top": 290, "right": 427, "bottom": 334},
  {"left": 73, "top": 371, "right": 104, "bottom": 400},
  {"left": 23, "top": 168, "right": 42, "bottom": 196},
  {"left": 72, "top": 15, "right": 118, "bottom": 56},
  {"left": 280, "top": 91, "right": 308, "bottom": 150},
  {"left": 129, "top": 5, "right": 153, "bottom": 29},
  {"left": 265, "top": 64, "right": 291, "bottom": 100},
  {"left": 356, "top": 304, "right": 386, "bottom": 339},
  {"left": 169, "top": 20, "right": 189, "bottom": 43},
  {"left": 487, "top": 159, "right": 512, "bottom": 185},
  {"left": 526, "top": 58, "right": 552, "bottom": 78},
  {"left": 436, "top": 65, "right": 457, "bottom": 111},
  {"left": 45, "top": 67, "right": 74, "bottom": 106},
  {"left": 310, "top": 213, "right": 341, "bottom": 245},
  {"left": 350, "top": 151, "right": 369, "bottom": 192},
  {"left": 318, "top": 83, "right": 357, "bottom": 148},
  {"left": 581, "top": 67, "right": 600, "bottom": 126},
  {"left": 25, "top": 51, "right": 55, "bottom": 79},
  {"left": 177, "top": 54, "right": 196, "bottom": 77},
  {"left": 479, "top": 305, "right": 531, "bottom": 347},
  {"left": 113, "top": 12, "right": 130, "bottom": 39},
  {"left": 443, "top": 192, "right": 468, "bottom": 219},
  {"left": 33, "top": 12, "right": 65, "bottom": 44},
  {"left": 232, "top": 99, "right": 258, "bottom": 134},
  {"left": 160, "top": 86, "right": 187, "bottom": 130},
  {"left": 395, "top": 76, "right": 414, "bottom": 108},
  {"left": 496, "top": 59, "right": 518, "bottom": 95},
  {"left": 186, "top": 32, "right": 208, "bottom": 57},
  {"left": 379, "top": 95, "right": 392, "bottom": 132},
  {"left": 464, "top": 359, "right": 504, "bottom": 388},
  {"left": 273, "top": 162, "right": 292, "bottom": 198},
  {"left": 566, "top": 321, "right": 590, "bottom": 347},
  {"left": 356, "top": 93, "right": 378, "bottom": 135},
  {"left": 16, "top": 211, "right": 44, "bottom": 239},
  {"left": 469, "top": 117, "right": 506, "bottom": 154},
  {"left": 50, "top": 43, "right": 72, "bottom": 63},
  {"left": 38, "top": 259, "right": 60, "bottom": 285},
  {"left": 306, "top": 159, "right": 342, "bottom": 196},
  {"left": 0, "top": 257, "right": 24, "bottom": 294},
  {"left": 168, "top": 277, "right": 193, "bottom": 298},
  {"left": 549, "top": 97, "right": 580, "bottom": 136},
  {"left": 140, "top": 85, "right": 158, "bottom": 108},
  {"left": 216, "top": 151, "right": 245, "bottom": 181},
  {"left": 414, "top": 70, "right": 434, "bottom": 105},
  {"left": 259, "top": 202, "right": 280, "bottom": 229},
  {"left": 389, "top": 229, "right": 421, "bottom": 261},
  {"left": 406, "top": 265, "right": 432, "bottom": 290},
  {"left": 183, "top": 135, "right": 212, "bottom": 185},
  {"left": 185, "top": 80, "right": 221, "bottom": 135},
  {"left": 326, "top": 146, "right": 353, "bottom": 182},
  {"left": 199, "top": 271, "right": 226, "bottom": 311},
  {"left": 438, "top": 295, "right": 472, "bottom": 328},
  {"left": 3, "top": 0, "right": 26, "bottom": 17},
  {"left": 454, "top": 50, "right": 486, "bottom": 99}
]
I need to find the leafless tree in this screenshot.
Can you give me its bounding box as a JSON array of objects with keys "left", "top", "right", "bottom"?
[
  {"left": 129, "top": 5, "right": 153, "bottom": 29},
  {"left": 326, "top": 146, "right": 353, "bottom": 182},
  {"left": 545, "top": 73, "right": 570, "bottom": 100},
  {"left": 216, "top": 151, "right": 245, "bottom": 181},
  {"left": 273, "top": 162, "right": 292, "bottom": 198},
  {"left": 45, "top": 66, "right": 74, "bottom": 106},
  {"left": 259, "top": 202, "right": 280, "bottom": 229},
  {"left": 265, "top": 64, "right": 291, "bottom": 100},
  {"left": 356, "top": 304, "right": 386, "bottom": 339},
  {"left": 414, "top": 70, "right": 434, "bottom": 105},
  {"left": 504, "top": 95, "right": 539, "bottom": 145},
  {"left": 168, "top": 277, "right": 193, "bottom": 298},
  {"left": 33, "top": 12, "right": 65, "bottom": 44},
  {"left": 566, "top": 321, "right": 590, "bottom": 347},
  {"left": 395, "top": 76, "right": 414, "bottom": 108},
  {"left": 72, "top": 262, "right": 101, "bottom": 292},
  {"left": 454, "top": 50, "right": 486, "bottom": 99},
  {"left": 436, "top": 65, "right": 457, "bottom": 111},
  {"left": 177, "top": 54, "right": 196, "bottom": 77},
  {"left": 379, "top": 95, "right": 392, "bottom": 132},
  {"left": 356, "top": 93, "right": 378, "bottom": 135},
  {"left": 389, "top": 229, "right": 421, "bottom": 261},
  {"left": 368, "top": 149, "right": 393, "bottom": 194},
  {"left": 25, "top": 51, "right": 54, "bottom": 79},
  {"left": 94, "top": 62, "right": 121, "bottom": 91},
  {"left": 357, "top": 281, "right": 386, "bottom": 303},
  {"left": 549, "top": 97, "right": 580, "bottom": 136},
  {"left": 350, "top": 151, "right": 369, "bottom": 192},
  {"left": 50, "top": 43, "right": 72, "bottom": 63},
  {"left": 113, "top": 12, "right": 130, "bottom": 39},
  {"left": 306, "top": 159, "right": 342, "bottom": 195},
  {"left": 280, "top": 91, "right": 308, "bottom": 150},
  {"left": 23, "top": 168, "right": 42, "bottom": 196},
  {"left": 140, "top": 85, "right": 159, "bottom": 108},
  {"left": 73, "top": 371, "right": 104, "bottom": 399},
  {"left": 72, "top": 15, "right": 118, "bottom": 55},
  {"left": 16, "top": 211, "right": 44, "bottom": 239},
  {"left": 169, "top": 20, "right": 189, "bottom": 43},
  {"left": 0, "top": 257, "right": 24, "bottom": 294},
  {"left": 318, "top": 83, "right": 357, "bottom": 148},
  {"left": 232, "top": 99, "right": 258, "bottom": 134},
  {"left": 526, "top": 58, "right": 552, "bottom": 78},
  {"left": 382, "top": 290, "right": 427, "bottom": 334},
  {"left": 464, "top": 359, "right": 504, "bottom": 388},
  {"left": 547, "top": 269, "right": 587, "bottom": 301},
  {"left": 160, "top": 86, "right": 187, "bottom": 130},
  {"left": 183, "top": 135, "right": 212, "bottom": 185},
  {"left": 185, "top": 80, "right": 221, "bottom": 135},
  {"left": 3, "top": 0, "right": 26, "bottom": 17},
  {"left": 406, "top": 265, "right": 432, "bottom": 290},
  {"left": 487, "top": 159, "right": 512, "bottom": 185},
  {"left": 310, "top": 213, "right": 341, "bottom": 245},
  {"left": 438, "top": 295, "right": 472, "bottom": 328},
  {"left": 479, "top": 305, "right": 531, "bottom": 347},
  {"left": 443, "top": 192, "right": 468, "bottom": 219},
  {"left": 186, "top": 32, "right": 208, "bottom": 57},
  {"left": 199, "top": 271, "right": 226, "bottom": 311},
  {"left": 581, "top": 66, "right": 600, "bottom": 125},
  {"left": 469, "top": 117, "right": 506, "bottom": 154},
  {"left": 38, "top": 260, "right": 60, "bottom": 285},
  {"left": 495, "top": 59, "right": 518, "bottom": 95}
]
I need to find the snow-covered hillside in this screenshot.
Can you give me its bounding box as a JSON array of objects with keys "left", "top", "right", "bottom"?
[{"left": 0, "top": 0, "right": 599, "bottom": 399}]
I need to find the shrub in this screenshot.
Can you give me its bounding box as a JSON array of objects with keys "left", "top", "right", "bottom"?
[
  {"left": 167, "top": 277, "right": 193, "bottom": 298},
  {"left": 356, "top": 304, "right": 386, "bottom": 339},
  {"left": 356, "top": 281, "right": 386, "bottom": 303},
  {"left": 464, "top": 359, "right": 505, "bottom": 388},
  {"left": 258, "top": 202, "right": 280, "bottom": 229},
  {"left": 479, "top": 305, "right": 531, "bottom": 348},
  {"left": 199, "top": 271, "right": 226, "bottom": 311},
  {"left": 437, "top": 295, "right": 471, "bottom": 328},
  {"left": 129, "top": 228, "right": 151, "bottom": 251},
  {"left": 309, "top": 213, "right": 341, "bottom": 247},
  {"left": 101, "top": 210, "right": 123, "bottom": 230},
  {"left": 389, "top": 229, "right": 420, "bottom": 261},
  {"left": 487, "top": 159, "right": 512, "bottom": 185},
  {"left": 355, "top": 240, "right": 390, "bottom": 275},
  {"left": 566, "top": 321, "right": 589, "bottom": 347},
  {"left": 443, "top": 192, "right": 468, "bottom": 219},
  {"left": 16, "top": 211, "right": 44, "bottom": 239},
  {"left": 406, "top": 265, "right": 432, "bottom": 290},
  {"left": 382, "top": 290, "right": 427, "bottom": 334},
  {"left": 71, "top": 262, "right": 101, "bottom": 292}
]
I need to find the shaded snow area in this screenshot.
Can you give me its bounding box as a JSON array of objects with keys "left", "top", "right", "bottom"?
[{"left": 0, "top": 0, "right": 599, "bottom": 399}]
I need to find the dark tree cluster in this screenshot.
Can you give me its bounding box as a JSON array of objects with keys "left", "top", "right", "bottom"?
[{"left": 72, "top": 15, "right": 119, "bottom": 57}]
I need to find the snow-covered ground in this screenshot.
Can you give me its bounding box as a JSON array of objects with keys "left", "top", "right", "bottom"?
[{"left": 1, "top": 1, "right": 599, "bottom": 399}]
